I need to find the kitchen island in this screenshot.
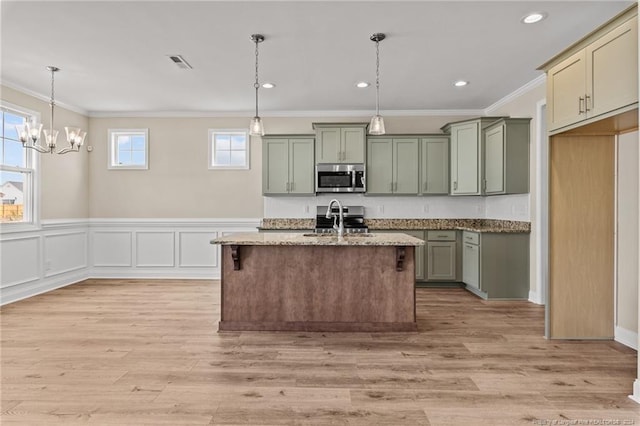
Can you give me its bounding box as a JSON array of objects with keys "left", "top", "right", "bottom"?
[{"left": 210, "top": 232, "right": 424, "bottom": 332}]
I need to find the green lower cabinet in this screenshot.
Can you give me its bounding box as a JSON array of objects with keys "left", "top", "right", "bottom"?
[
  {"left": 461, "top": 231, "right": 529, "bottom": 299},
  {"left": 426, "top": 230, "right": 458, "bottom": 281}
]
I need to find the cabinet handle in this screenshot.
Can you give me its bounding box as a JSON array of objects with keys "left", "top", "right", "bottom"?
[
  {"left": 585, "top": 95, "right": 591, "bottom": 112},
  {"left": 578, "top": 96, "right": 585, "bottom": 114},
  {"left": 483, "top": 179, "right": 487, "bottom": 191},
  {"left": 465, "top": 244, "right": 474, "bottom": 249},
  {"left": 437, "top": 235, "right": 448, "bottom": 238},
  {"left": 453, "top": 181, "right": 458, "bottom": 190}
]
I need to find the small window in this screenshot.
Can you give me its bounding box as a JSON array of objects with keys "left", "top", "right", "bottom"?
[
  {"left": 108, "top": 129, "right": 149, "bottom": 170},
  {"left": 209, "top": 129, "right": 249, "bottom": 170}
]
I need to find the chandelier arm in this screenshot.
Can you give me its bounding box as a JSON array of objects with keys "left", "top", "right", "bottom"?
[{"left": 23, "top": 143, "right": 50, "bottom": 154}]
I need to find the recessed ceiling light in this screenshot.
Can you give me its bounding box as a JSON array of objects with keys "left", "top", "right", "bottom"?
[
  {"left": 454, "top": 80, "right": 469, "bottom": 87},
  {"left": 262, "top": 83, "right": 275, "bottom": 89},
  {"left": 521, "top": 12, "right": 547, "bottom": 24},
  {"left": 356, "top": 82, "right": 370, "bottom": 88}
]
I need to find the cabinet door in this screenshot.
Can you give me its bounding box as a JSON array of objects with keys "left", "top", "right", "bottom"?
[
  {"left": 366, "top": 138, "right": 393, "bottom": 194},
  {"left": 547, "top": 50, "right": 587, "bottom": 131},
  {"left": 450, "top": 122, "right": 480, "bottom": 195},
  {"left": 427, "top": 241, "right": 456, "bottom": 281},
  {"left": 315, "top": 128, "right": 340, "bottom": 163},
  {"left": 420, "top": 137, "right": 449, "bottom": 194},
  {"left": 462, "top": 242, "right": 480, "bottom": 289},
  {"left": 587, "top": 17, "right": 638, "bottom": 118},
  {"left": 403, "top": 230, "right": 425, "bottom": 281},
  {"left": 289, "top": 139, "right": 315, "bottom": 194},
  {"left": 393, "top": 138, "right": 419, "bottom": 194},
  {"left": 484, "top": 124, "right": 505, "bottom": 194},
  {"left": 341, "top": 127, "right": 365, "bottom": 163},
  {"left": 262, "top": 139, "right": 289, "bottom": 194}
]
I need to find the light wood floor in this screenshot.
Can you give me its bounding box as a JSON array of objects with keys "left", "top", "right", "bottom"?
[{"left": 1, "top": 279, "right": 639, "bottom": 425}]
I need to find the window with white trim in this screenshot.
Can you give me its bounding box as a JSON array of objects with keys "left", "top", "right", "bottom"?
[
  {"left": 209, "top": 129, "right": 250, "bottom": 170},
  {"left": 1, "top": 105, "right": 36, "bottom": 224},
  {"left": 108, "top": 129, "right": 149, "bottom": 170}
]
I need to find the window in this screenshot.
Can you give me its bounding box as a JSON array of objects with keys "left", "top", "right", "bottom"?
[
  {"left": 209, "top": 129, "right": 250, "bottom": 170},
  {"left": 0, "top": 104, "right": 37, "bottom": 225},
  {"left": 108, "top": 129, "right": 149, "bottom": 170}
]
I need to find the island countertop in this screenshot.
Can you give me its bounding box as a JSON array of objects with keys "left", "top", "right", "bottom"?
[{"left": 211, "top": 232, "right": 425, "bottom": 246}]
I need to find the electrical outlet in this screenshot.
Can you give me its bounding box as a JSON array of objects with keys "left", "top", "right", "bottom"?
[
  {"left": 377, "top": 205, "right": 384, "bottom": 214},
  {"left": 303, "top": 205, "right": 310, "bottom": 214},
  {"left": 422, "top": 204, "right": 430, "bottom": 213}
]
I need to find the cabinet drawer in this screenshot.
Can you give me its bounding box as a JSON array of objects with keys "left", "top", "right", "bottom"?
[
  {"left": 427, "top": 230, "right": 456, "bottom": 241},
  {"left": 462, "top": 231, "right": 480, "bottom": 245}
]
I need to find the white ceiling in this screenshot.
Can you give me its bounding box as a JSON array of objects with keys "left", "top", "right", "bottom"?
[{"left": 1, "top": 0, "right": 635, "bottom": 116}]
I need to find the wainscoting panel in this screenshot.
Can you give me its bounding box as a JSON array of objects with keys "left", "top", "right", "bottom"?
[
  {"left": 179, "top": 231, "right": 218, "bottom": 268},
  {"left": 92, "top": 231, "right": 133, "bottom": 267},
  {"left": 135, "top": 231, "right": 175, "bottom": 267},
  {"left": 0, "top": 235, "right": 40, "bottom": 288},
  {"left": 44, "top": 231, "right": 88, "bottom": 277}
]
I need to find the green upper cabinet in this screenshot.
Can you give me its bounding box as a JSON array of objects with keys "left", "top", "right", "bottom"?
[
  {"left": 313, "top": 123, "right": 367, "bottom": 163},
  {"left": 262, "top": 135, "right": 315, "bottom": 195},
  {"left": 367, "top": 137, "right": 419, "bottom": 195},
  {"left": 420, "top": 136, "right": 449, "bottom": 195},
  {"left": 483, "top": 118, "right": 530, "bottom": 195},
  {"left": 442, "top": 117, "right": 530, "bottom": 196}
]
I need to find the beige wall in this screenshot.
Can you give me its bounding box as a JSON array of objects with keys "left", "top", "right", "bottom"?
[
  {"left": 486, "top": 83, "right": 546, "bottom": 297},
  {"left": 88, "top": 114, "right": 470, "bottom": 218},
  {"left": 1, "top": 85, "right": 90, "bottom": 220},
  {"left": 618, "top": 130, "right": 639, "bottom": 333}
]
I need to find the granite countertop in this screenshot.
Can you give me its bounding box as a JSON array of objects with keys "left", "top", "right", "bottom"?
[
  {"left": 259, "top": 218, "right": 530, "bottom": 233},
  {"left": 211, "top": 232, "right": 425, "bottom": 247}
]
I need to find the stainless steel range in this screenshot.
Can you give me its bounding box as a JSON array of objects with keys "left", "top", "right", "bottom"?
[{"left": 314, "top": 205, "right": 368, "bottom": 234}]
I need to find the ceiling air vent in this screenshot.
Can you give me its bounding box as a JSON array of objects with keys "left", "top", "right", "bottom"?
[{"left": 168, "top": 55, "right": 193, "bottom": 69}]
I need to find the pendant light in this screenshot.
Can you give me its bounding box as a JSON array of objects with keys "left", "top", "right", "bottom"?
[
  {"left": 249, "top": 34, "right": 265, "bottom": 136},
  {"left": 369, "top": 33, "right": 386, "bottom": 135},
  {"left": 16, "top": 66, "right": 86, "bottom": 154}
]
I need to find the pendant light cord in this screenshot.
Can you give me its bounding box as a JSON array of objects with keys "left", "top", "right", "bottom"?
[
  {"left": 375, "top": 38, "right": 380, "bottom": 116},
  {"left": 254, "top": 38, "right": 260, "bottom": 118}
]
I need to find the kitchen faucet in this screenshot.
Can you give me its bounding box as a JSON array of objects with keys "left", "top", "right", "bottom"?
[{"left": 325, "top": 199, "right": 344, "bottom": 238}]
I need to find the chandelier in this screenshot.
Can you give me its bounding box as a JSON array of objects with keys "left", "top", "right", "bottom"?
[{"left": 17, "top": 66, "right": 86, "bottom": 154}]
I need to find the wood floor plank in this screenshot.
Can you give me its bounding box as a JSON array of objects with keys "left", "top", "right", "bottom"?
[{"left": 1, "top": 279, "right": 638, "bottom": 425}]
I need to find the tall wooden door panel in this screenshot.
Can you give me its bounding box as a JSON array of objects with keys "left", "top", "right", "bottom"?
[{"left": 549, "top": 135, "right": 614, "bottom": 339}]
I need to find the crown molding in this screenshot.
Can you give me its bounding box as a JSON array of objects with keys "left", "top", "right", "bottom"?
[
  {"left": 484, "top": 74, "right": 546, "bottom": 115},
  {"left": 88, "top": 108, "right": 485, "bottom": 118},
  {"left": 0, "top": 80, "right": 89, "bottom": 116}
]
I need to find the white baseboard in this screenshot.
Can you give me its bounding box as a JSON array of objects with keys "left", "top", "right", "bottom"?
[
  {"left": 91, "top": 268, "right": 220, "bottom": 280},
  {"left": 528, "top": 289, "right": 544, "bottom": 305},
  {"left": 1, "top": 269, "right": 90, "bottom": 305},
  {"left": 615, "top": 325, "right": 638, "bottom": 350},
  {"left": 630, "top": 379, "right": 640, "bottom": 404}
]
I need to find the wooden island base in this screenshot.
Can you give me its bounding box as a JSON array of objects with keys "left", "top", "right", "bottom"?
[{"left": 219, "top": 244, "right": 417, "bottom": 332}]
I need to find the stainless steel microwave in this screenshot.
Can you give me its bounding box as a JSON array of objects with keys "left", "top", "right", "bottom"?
[{"left": 316, "top": 163, "right": 365, "bottom": 193}]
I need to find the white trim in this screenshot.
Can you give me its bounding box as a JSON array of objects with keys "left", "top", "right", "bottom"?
[
  {"left": 484, "top": 74, "right": 546, "bottom": 115},
  {"left": 88, "top": 109, "right": 487, "bottom": 118},
  {"left": 208, "top": 129, "right": 250, "bottom": 170},
  {"left": 107, "top": 128, "right": 149, "bottom": 170},
  {"left": 528, "top": 290, "right": 543, "bottom": 305},
  {"left": 615, "top": 325, "right": 638, "bottom": 350},
  {"left": 0, "top": 80, "right": 89, "bottom": 116},
  {"left": 535, "top": 99, "right": 548, "bottom": 313},
  {"left": 631, "top": 380, "right": 640, "bottom": 404}
]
